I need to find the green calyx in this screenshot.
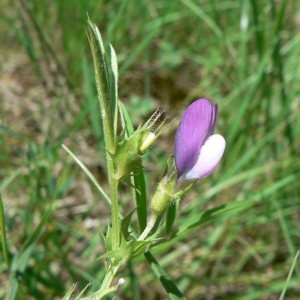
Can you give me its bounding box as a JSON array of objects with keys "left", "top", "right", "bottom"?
[
  {"left": 150, "top": 169, "right": 194, "bottom": 217},
  {"left": 150, "top": 172, "right": 177, "bottom": 217},
  {"left": 112, "top": 129, "right": 143, "bottom": 180},
  {"left": 113, "top": 110, "right": 168, "bottom": 180}
]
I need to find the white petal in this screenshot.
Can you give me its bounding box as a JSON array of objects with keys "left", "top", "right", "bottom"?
[{"left": 183, "top": 134, "right": 226, "bottom": 180}]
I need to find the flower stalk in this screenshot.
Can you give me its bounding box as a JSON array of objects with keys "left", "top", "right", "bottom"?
[{"left": 138, "top": 216, "right": 156, "bottom": 241}]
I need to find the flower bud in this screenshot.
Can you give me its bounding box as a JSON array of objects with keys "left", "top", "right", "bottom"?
[
  {"left": 138, "top": 109, "right": 168, "bottom": 153},
  {"left": 150, "top": 172, "right": 176, "bottom": 217},
  {"left": 140, "top": 132, "right": 156, "bottom": 152},
  {"left": 113, "top": 110, "right": 169, "bottom": 180}
]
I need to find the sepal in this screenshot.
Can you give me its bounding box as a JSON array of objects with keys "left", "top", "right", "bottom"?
[
  {"left": 121, "top": 208, "right": 137, "bottom": 240},
  {"left": 150, "top": 166, "right": 194, "bottom": 217},
  {"left": 150, "top": 171, "right": 177, "bottom": 217},
  {"left": 112, "top": 110, "right": 169, "bottom": 180},
  {"left": 113, "top": 129, "right": 143, "bottom": 180},
  {"left": 98, "top": 233, "right": 158, "bottom": 267}
]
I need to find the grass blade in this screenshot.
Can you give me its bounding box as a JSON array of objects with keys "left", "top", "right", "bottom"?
[
  {"left": 279, "top": 250, "right": 300, "bottom": 300},
  {"left": 181, "top": 0, "right": 234, "bottom": 55},
  {"left": 62, "top": 144, "right": 111, "bottom": 205},
  {"left": 8, "top": 208, "right": 51, "bottom": 300},
  {"left": 0, "top": 193, "right": 10, "bottom": 269},
  {"left": 144, "top": 251, "right": 186, "bottom": 300}
]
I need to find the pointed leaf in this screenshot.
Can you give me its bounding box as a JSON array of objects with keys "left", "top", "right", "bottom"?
[
  {"left": 119, "top": 101, "right": 134, "bottom": 135},
  {"left": 73, "top": 283, "right": 92, "bottom": 299},
  {"left": 121, "top": 208, "right": 137, "bottom": 240},
  {"left": 119, "top": 101, "right": 147, "bottom": 233},
  {"left": 165, "top": 200, "right": 178, "bottom": 236},
  {"left": 110, "top": 44, "right": 118, "bottom": 139},
  {"left": 0, "top": 194, "right": 10, "bottom": 269},
  {"left": 62, "top": 283, "right": 78, "bottom": 300},
  {"left": 86, "top": 15, "right": 115, "bottom": 151},
  {"left": 101, "top": 224, "right": 113, "bottom": 253},
  {"left": 144, "top": 251, "right": 186, "bottom": 300}
]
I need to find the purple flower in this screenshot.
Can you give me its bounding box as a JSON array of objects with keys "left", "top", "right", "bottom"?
[{"left": 174, "top": 98, "right": 225, "bottom": 183}]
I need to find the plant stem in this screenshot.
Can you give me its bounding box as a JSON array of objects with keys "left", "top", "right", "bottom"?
[
  {"left": 100, "top": 262, "right": 119, "bottom": 290},
  {"left": 138, "top": 215, "right": 156, "bottom": 241},
  {"left": 108, "top": 166, "right": 120, "bottom": 249}
]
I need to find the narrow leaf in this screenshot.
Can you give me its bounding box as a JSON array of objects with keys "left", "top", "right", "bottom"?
[
  {"left": 119, "top": 101, "right": 134, "bottom": 135},
  {"left": 110, "top": 44, "right": 119, "bottom": 140},
  {"left": 62, "top": 283, "right": 78, "bottom": 300},
  {"left": 0, "top": 193, "right": 10, "bottom": 268},
  {"left": 62, "top": 144, "right": 111, "bottom": 205},
  {"left": 279, "top": 250, "right": 300, "bottom": 300},
  {"left": 86, "top": 15, "right": 115, "bottom": 152},
  {"left": 121, "top": 208, "right": 137, "bottom": 240},
  {"left": 177, "top": 199, "right": 255, "bottom": 237},
  {"left": 8, "top": 208, "right": 51, "bottom": 300},
  {"left": 119, "top": 101, "right": 147, "bottom": 233},
  {"left": 74, "top": 283, "right": 91, "bottom": 299},
  {"left": 166, "top": 200, "right": 179, "bottom": 235},
  {"left": 144, "top": 251, "right": 186, "bottom": 300}
]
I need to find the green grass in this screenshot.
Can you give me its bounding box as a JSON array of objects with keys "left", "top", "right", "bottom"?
[{"left": 1, "top": 0, "right": 300, "bottom": 299}]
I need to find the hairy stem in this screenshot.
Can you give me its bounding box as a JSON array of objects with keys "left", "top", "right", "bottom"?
[
  {"left": 100, "top": 262, "right": 119, "bottom": 290},
  {"left": 108, "top": 168, "right": 120, "bottom": 249}
]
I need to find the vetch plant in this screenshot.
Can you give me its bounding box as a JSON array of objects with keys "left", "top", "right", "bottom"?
[{"left": 63, "top": 17, "right": 226, "bottom": 299}]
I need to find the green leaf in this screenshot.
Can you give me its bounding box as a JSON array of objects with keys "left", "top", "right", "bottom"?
[
  {"left": 182, "top": 0, "right": 234, "bottom": 55},
  {"left": 133, "top": 174, "right": 147, "bottom": 233},
  {"left": 279, "top": 250, "right": 300, "bottom": 300},
  {"left": 99, "top": 235, "right": 154, "bottom": 266},
  {"left": 0, "top": 193, "right": 10, "bottom": 269},
  {"left": 110, "top": 44, "right": 119, "bottom": 139},
  {"left": 144, "top": 251, "right": 186, "bottom": 300},
  {"left": 86, "top": 15, "right": 116, "bottom": 150},
  {"left": 73, "top": 283, "right": 92, "bottom": 299},
  {"left": 7, "top": 208, "right": 51, "bottom": 300},
  {"left": 81, "top": 55, "right": 102, "bottom": 141},
  {"left": 121, "top": 208, "right": 137, "bottom": 240},
  {"left": 0, "top": 125, "right": 32, "bottom": 144},
  {"left": 176, "top": 199, "right": 255, "bottom": 237},
  {"left": 165, "top": 200, "right": 178, "bottom": 236},
  {"left": 119, "top": 100, "right": 134, "bottom": 136},
  {"left": 62, "top": 283, "right": 79, "bottom": 300},
  {"left": 119, "top": 101, "right": 147, "bottom": 233},
  {"left": 101, "top": 224, "right": 113, "bottom": 253}
]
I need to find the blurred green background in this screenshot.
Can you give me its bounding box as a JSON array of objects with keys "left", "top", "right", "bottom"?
[{"left": 1, "top": 0, "right": 300, "bottom": 299}]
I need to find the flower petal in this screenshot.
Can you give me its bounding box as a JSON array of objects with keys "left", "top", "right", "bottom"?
[
  {"left": 182, "top": 134, "right": 226, "bottom": 181},
  {"left": 209, "top": 104, "right": 218, "bottom": 136},
  {"left": 174, "top": 98, "right": 214, "bottom": 178}
]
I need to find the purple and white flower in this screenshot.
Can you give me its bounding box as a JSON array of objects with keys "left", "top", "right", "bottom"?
[{"left": 174, "top": 98, "right": 225, "bottom": 183}]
